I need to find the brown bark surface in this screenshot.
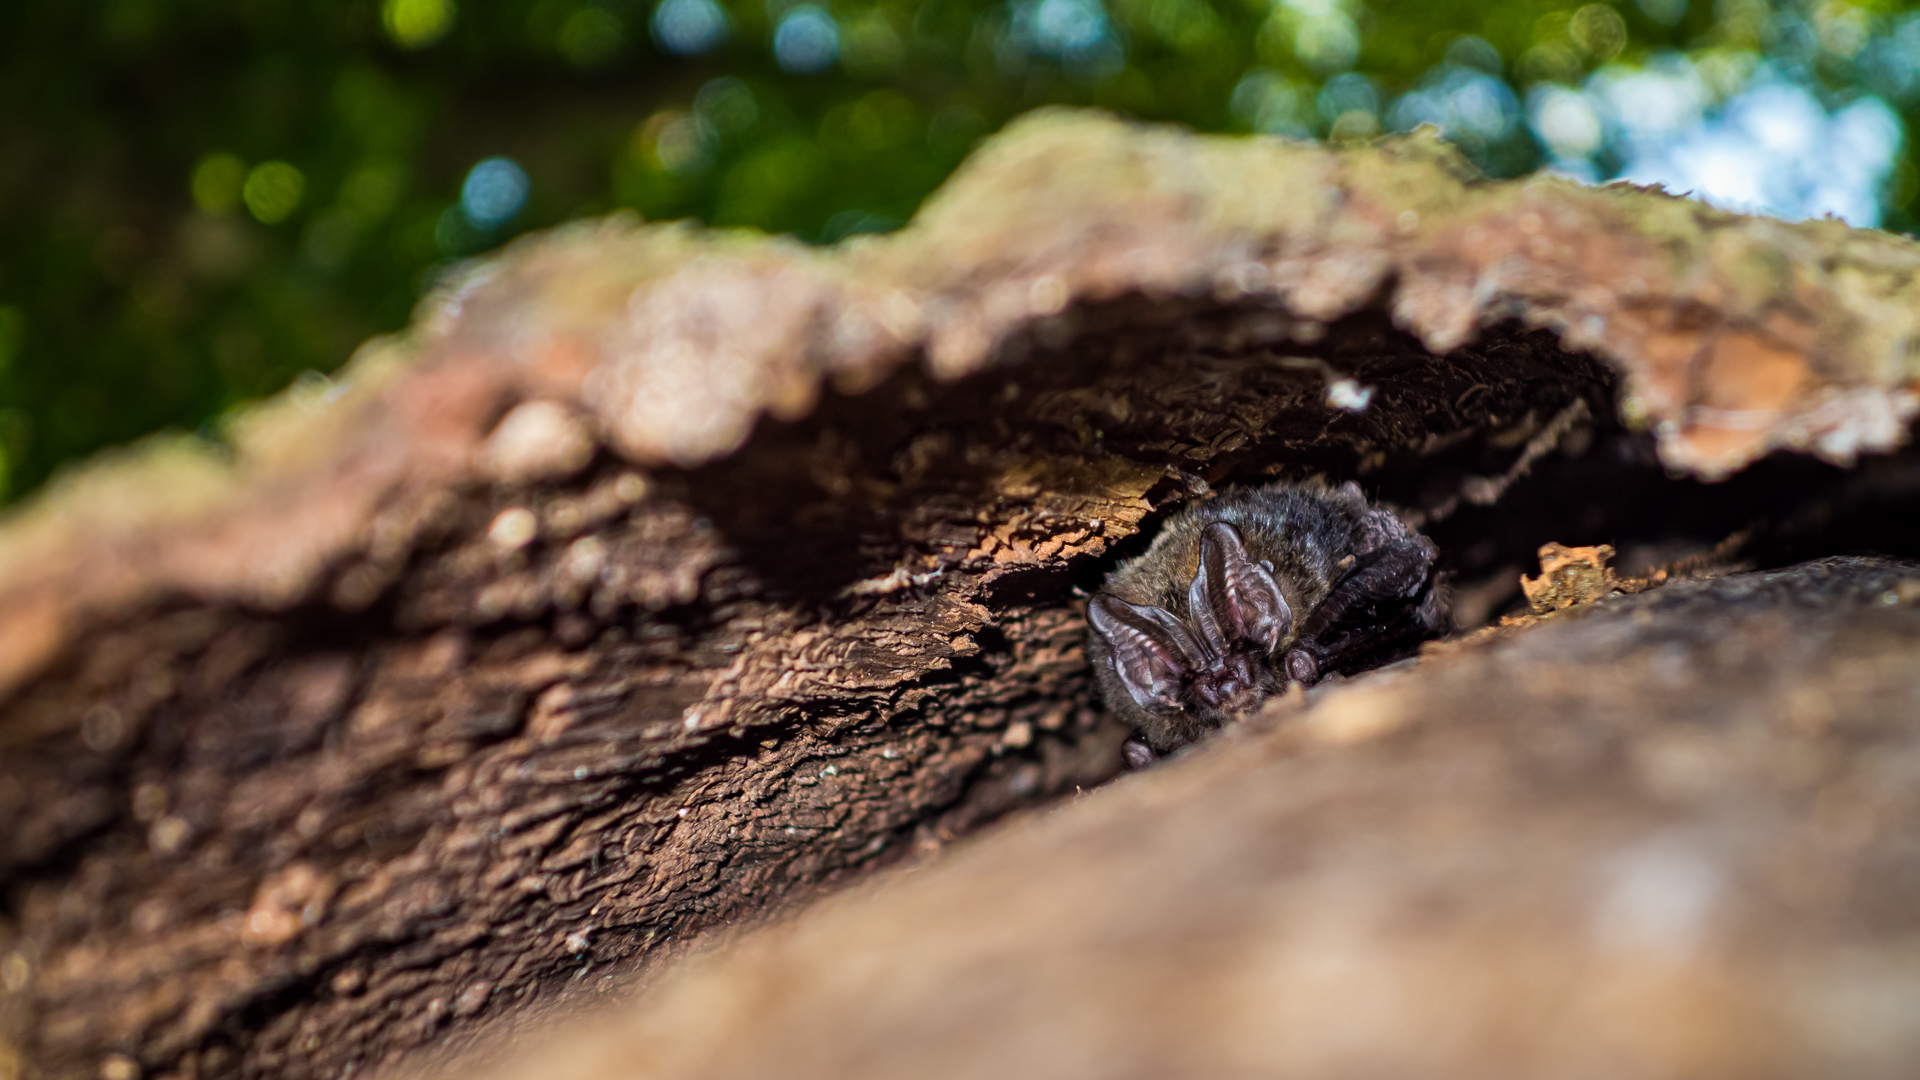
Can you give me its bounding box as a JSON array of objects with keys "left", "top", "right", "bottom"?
[
  {"left": 456, "top": 557, "right": 1920, "bottom": 1080},
  {"left": 2, "top": 110, "right": 1919, "bottom": 1080}
]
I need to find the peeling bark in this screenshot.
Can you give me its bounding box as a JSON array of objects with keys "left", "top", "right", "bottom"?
[{"left": 3, "top": 111, "right": 1920, "bottom": 1080}]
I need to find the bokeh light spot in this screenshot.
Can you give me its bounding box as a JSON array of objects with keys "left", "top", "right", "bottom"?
[
  {"left": 1570, "top": 4, "right": 1628, "bottom": 61},
  {"left": 1231, "top": 69, "right": 1311, "bottom": 138},
  {"left": 1294, "top": 11, "right": 1359, "bottom": 75},
  {"left": 1445, "top": 35, "right": 1502, "bottom": 75},
  {"left": 1815, "top": 4, "right": 1870, "bottom": 60},
  {"left": 461, "top": 158, "right": 530, "bottom": 230},
  {"left": 1517, "top": 41, "right": 1585, "bottom": 85},
  {"left": 560, "top": 8, "right": 625, "bottom": 67},
  {"left": 1529, "top": 86, "right": 1604, "bottom": 160},
  {"left": 1318, "top": 72, "right": 1378, "bottom": 132},
  {"left": 652, "top": 0, "right": 729, "bottom": 56},
  {"left": 1010, "top": 0, "right": 1124, "bottom": 79},
  {"left": 840, "top": 13, "right": 906, "bottom": 76},
  {"left": 695, "top": 78, "right": 758, "bottom": 137},
  {"left": 1017, "top": 0, "right": 1107, "bottom": 55},
  {"left": 1860, "top": 14, "right": 1920, "bottom": 104},
  {"left": 382, "top": 0, "right": 456, "bottom": 49},
  {"left": 1388, "top": 65, "right": 1519, "bottom": 154},
  {"left": 1146, "top": 0, "right": 1223, "bottom": 56},
  {"left": 774, "top": 5, "right": 840, "bottom": 73},
  {"left": 242, "top": 162, "right": 306, "bottom": 224},
  {"left": 652, "top": 113, "right": 718, "bottom": 176},
  {"left": 191, "top": 153, "right": 248, "bottom": 215}
]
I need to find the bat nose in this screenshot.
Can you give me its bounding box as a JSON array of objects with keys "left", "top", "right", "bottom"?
[{"left": 1194, "top": 670, "right": 1262, "bottom": 715}]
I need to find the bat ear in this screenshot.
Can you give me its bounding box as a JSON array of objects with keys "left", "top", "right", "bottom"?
[
  {"left": 1088, "top": 594, "right": 1201, "bottom": 713},
  {"left": 1188, "top": 521, "right": 1292, "bottom": 657}
]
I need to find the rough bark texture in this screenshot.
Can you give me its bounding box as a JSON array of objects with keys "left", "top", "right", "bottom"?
[
  {"left": 3, "top": 110, "right": 1920, "bottom": 1080},
  {"left": 453, "top": 557, "right": 1920, "bottom": 1080}
]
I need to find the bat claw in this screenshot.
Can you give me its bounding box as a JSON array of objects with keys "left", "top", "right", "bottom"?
[{"left": 1284, "top": 648, "right": 1319, "bottom": 687}]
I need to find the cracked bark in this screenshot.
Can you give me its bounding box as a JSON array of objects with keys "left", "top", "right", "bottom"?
[{"left": 3, "top": 111, "right": 1919, "bottom": 1080}]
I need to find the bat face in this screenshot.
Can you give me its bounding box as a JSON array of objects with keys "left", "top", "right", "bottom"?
[{"left": 1086, "top": 481, "right": 1444, "bottom": 760}]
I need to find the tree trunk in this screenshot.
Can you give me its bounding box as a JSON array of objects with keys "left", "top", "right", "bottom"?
[{"left": 3, "top": 110, "right": 1919, "bottom": 1080}]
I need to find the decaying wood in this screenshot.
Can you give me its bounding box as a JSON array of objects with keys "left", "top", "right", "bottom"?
[
  {"left": 3, "top": 109, "right": 1920, "bottom": 1080},
  {"left": 453, "top": 558, "right": 1920, "bottom": 1080}
]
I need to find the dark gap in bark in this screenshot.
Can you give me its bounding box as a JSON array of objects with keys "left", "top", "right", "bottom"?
[
  {"left": 1428, "top": 429, "right": 1920, "bottom": 627},
  {"left": 671, "top": 297, "right": 1622, "bottom": 602}
]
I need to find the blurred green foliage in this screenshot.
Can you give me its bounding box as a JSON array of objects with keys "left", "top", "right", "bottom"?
[{"left": 0, "top": 0, "right": 1914, "bottom": 502}]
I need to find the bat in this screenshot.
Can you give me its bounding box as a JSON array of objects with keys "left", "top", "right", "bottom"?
[{"left": 1088, "top": 481, "right": 1444, "bottom": 767}]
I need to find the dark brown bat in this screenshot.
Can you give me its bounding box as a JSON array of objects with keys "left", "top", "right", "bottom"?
[{"left": 1088, "top": 481, "right": 1444, "bottom": 767}]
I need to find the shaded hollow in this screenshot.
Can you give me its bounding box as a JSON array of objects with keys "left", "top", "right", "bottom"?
[{"left": 1427, "top": 423, "right": 1920, "bottom": 625}]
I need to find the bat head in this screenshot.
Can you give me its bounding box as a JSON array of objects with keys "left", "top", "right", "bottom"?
[{"left": 1088, "top": 521, "right": 1292, "bottom": 723}]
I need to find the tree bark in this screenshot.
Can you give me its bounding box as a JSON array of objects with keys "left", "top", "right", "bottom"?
[
  {"left": 3, "top": 110, "right": 1919, "bottom": 1080},
  {"left": 456, "top": 557, "right": 1920, "bottom": 1080}
]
